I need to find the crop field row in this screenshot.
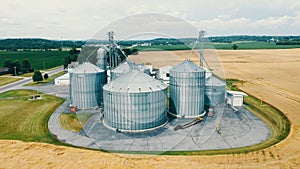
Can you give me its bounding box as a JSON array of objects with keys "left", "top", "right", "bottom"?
[
  {"left": 0, "top": 51, "right": 69, "bottom": 70},
  {"left": 132, "top": 41, "right": 300, "bottom": 51},
  {"left": 0, "top": 41, "right": 299, "bottom": 72}
]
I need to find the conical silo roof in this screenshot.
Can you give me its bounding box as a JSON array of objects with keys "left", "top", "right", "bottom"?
[
  {"left": 111, "top": 61, "right": 132, "bottom": 74},
  {"left": 205, "top": 75, "right": 226, "bottom": 86},
  {"left": 71, "top": 62, "right": 104, "bottom": 73},
  {"left": 170, "top": 59, "right": 204, "bottom": 72},
  {"left": 104, "top": 70, "right": 167, "bottom": 93}
]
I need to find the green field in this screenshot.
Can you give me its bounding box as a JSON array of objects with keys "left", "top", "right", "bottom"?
[
  {"left": 0, "top": 77, "right": 22, "bottom": 86},
  {"left": 0, "top": 51, "right": 69, "bottom": 70},
  {"left": 132, "top": 44, "right": 191, "bottom": 51},
  {"left": 0, "top": 90, "right": 65, "bottom": 144},
  {"left": 132, "top": 41, "right": 300, "bottom": 51},
  {"left": 213, "top": 41, "right": 300, "bottom": 49}
]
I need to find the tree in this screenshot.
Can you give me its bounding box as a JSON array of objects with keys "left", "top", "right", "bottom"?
[
  {"left": 122, "top": 48, "right": 132, "bottom": 55},
  {"left": 32, "top": 70, "right": 43, "bottom": 83},
  {"left": 22, "top": 59, "right": 31, "bottom": 73},
  {"left": 64, "top": 56, "right": 72, "bottom": 69},
  {"left": 10, "top": 60, "right": 21, "bottom": 75},
  {"left": 4, "top": 59, "right": 11, "bottom": 68},
  {"left": 131, "top": 49, "right": 139, "bottom": 55},
  {"left": 64, "top": 53, "right": 78, "bottom": 69},
  {"left": 3, "top": 59, "right": 13, "bottom": 74},
  {"left": 232, "top": 44, "right": 238, "bottom": 50},
  {"left": 122, "top": 48, "right": 139, "bottom": 55},
  {"left": 69, "top": 47, "right": 80, "bottom": 55},
  {"left": 43, "top": 73, "right": 49, "bottom": 80}
]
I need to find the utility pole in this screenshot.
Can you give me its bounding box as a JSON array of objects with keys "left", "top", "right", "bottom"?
[
  {"left": 43, "top": 61, "right": 46, "bottom": 70},
  {"left": 61, "top": 36, "right": 63, "bottom": 51},
  {"left": 14, "top": 66, "right": 17, "bottom": 76}
]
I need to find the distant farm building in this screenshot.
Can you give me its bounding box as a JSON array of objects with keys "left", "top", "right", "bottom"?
[{"left": 0, "top": 67, "right": 9, "bottom": 75}]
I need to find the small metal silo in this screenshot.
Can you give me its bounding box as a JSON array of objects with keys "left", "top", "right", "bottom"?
[
  {"left": 135, "top": 64, "right": 151, "bottom": 75},
  {"left": 96, "top": 48, "right": 107, "bottom": 71},
  {"left": 70, "top": 62, "right": 106, "bottom": 109},
  {"left": 110, "top": 61, "right": 131, "bottom": 80},
  {"left": 103, "top": 70, "right": 168, "bottom": 131},
  {"left": 169, "top": 59, "right": 206, "bottom": 118},
  {"left": 205, "top": 76, "right": 226, "bottom": 107}
]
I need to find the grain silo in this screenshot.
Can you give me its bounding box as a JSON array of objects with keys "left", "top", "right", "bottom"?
[
  {"left": 135, "top": 64, "right": 151, "bottom": 75},
  {"left": 205, "top": 75, "right": 226, "bottom": 107},
  {"left": 103, "top": 70, "right": 168, "bottom": 131},
  {"left": 110, "top": 61, "right": 132, "bottom": 80},
  {"left": 96, "top": 47, "right": 107, "bottom": 71},
  {"left": 70, "top": 62, "right": 106, "bottom": 109},
  {"left": 169, "top": 59, "right": 206, "bottom": 118}
]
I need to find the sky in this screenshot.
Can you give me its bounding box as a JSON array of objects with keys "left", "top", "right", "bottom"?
[{"left": 1, "top": 0, "right": 300, "bottom": 40}]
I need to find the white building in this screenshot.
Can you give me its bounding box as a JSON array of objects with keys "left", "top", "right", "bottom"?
[
  {"left": 226, "top": 90, "right": 248, "bottom": 107},
  {"left": 54, "top": 73, "right": 70, "bottom": 86},
  {"left": 157, "top": 65, "right": 172, "bottom": 83}
]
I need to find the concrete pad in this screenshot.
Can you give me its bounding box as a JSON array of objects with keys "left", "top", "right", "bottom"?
[{"left": 49, "top": 102, "right": 270, "bottom": 152}]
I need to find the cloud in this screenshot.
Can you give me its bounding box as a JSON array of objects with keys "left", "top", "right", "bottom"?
[
  {"left": 194, "top": 14, "right": 300, "bottom": 36},
  {"left": 0, "top": 0, "right": 300, "bottom": 39}
]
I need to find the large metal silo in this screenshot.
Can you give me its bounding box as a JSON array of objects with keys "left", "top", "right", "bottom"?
[
  {"left": 205, "top": 76, "right": 226, "bottom": 107},
  {"left": 70, "top": 62, "right": 106, "bottom": 109},
  {"left": 103, "top": 70, "right": 168, "bottom": 131},
  {"left": 169, "top": 59, "right": 206, "bottom": 118}
]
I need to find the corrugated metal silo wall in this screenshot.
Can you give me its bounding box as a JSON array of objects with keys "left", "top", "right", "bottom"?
[
  {"left": 169, "top": 71, "right": 205, "bottom": 117},
  {"left": 70, "top": 72, "right": 106, "bottom": 109},
  {"left": 96, "top": 49, "right": 107, "bottom": 70},
  {"left": 204, "top": 84, "right": 226, "bottom": 106},
  {"left": 103, "top": 89, "right": 168, "bottom": 130}
]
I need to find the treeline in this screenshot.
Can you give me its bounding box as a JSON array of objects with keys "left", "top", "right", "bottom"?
[
  {"left": 118, "top": 36, "right": 300, "bottom": 46},
  {"left": 208, "top": 35, "right": 300, "bottom": 44},
  {"left": 122, "top": 48, "right": 138, "bottom": 55},
  {"left": 3, "top": 59, "right": 34, "bottom": 75},
  {"left": 1, "top": 36, "right": 300, "bottom": 51},
  {"left": 0, "top": 38, "right": 85, "bottom": 51},
  {"left": 209, "top": 36, "right": 272, "bottom": 43},
  {"left": 276, "top": 41, "right": 300, "bottom": 45},
  {"left": 118, "top": 38, "right": 185, "bottom": 46}
]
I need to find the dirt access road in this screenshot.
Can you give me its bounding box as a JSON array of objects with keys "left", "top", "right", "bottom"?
[{"left": 0, "top": 49, "right": 300, "bottom": 168}]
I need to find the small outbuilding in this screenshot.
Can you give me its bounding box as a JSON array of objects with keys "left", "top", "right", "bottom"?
[
  {"left": 54, "top": 73, "right": 70, "bottom": 86},
  {"left": 226, "top": 90, "right": 248, "bottom": 107},
  {"left": 157, "top": 65, "right": 172, "bottom": 84}
]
